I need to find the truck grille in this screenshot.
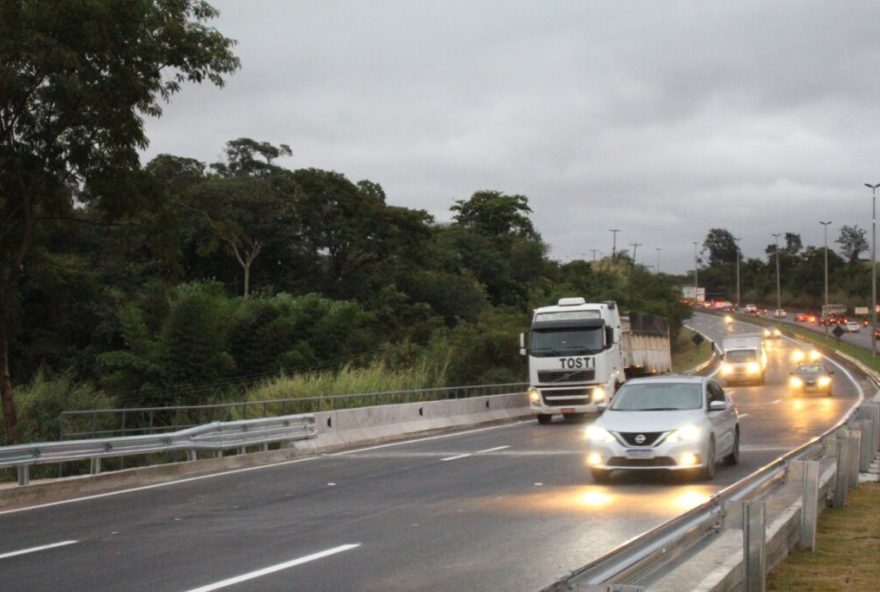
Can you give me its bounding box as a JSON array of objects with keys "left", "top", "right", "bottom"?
[
  {"left": 616, "top": 432, "right": 665, "bottom": 446},
  {"left": 541, "top": 387, "right": 592, "bottom": 406},
  {"left": 538, "top": 370, "right": 596, "bottom": 383}
]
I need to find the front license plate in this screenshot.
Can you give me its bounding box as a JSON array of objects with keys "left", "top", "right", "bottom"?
[
  {"left": 625, "top": 449, "right": 655, "bottom": 460},
  {"left": 561, "top": 408, "right": 575, "bottom": 414}
]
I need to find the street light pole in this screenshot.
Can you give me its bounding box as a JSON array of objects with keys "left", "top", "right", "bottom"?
[
  {"left": 734, "top": 237, "right": 741, "bottom": 309},
  {"left": 590, "top": 249, "right": 599, "bottom": 263},
  {"left": 630, "top": 242, "right": 642, "bottom": 266},
  {"left": 693, "top": 241, "right": 699, "bottom": 304},
  {"left": 866, "top": 183, "right": 880, "bottom": 356},
  {"left": 656, "top": 247, "right": 662, "bottom": 274},
  {"left": 772, "top": 233, "right": 782, "bottom": 310},
  {"left": 610, "top": 229, "right": 621, "bottom": 258},
  {"left": 820, "top": 221, "right": 832, "bottom": 336}
]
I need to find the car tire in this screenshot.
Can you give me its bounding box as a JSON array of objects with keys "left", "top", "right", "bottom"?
[
  {"left": 698, "top": 438, "right": 716, "bottom": 480},
  {"left": 723, "top": 429, "right": 740, "bottom": 466},
  {"left": 590, "top": 468, "right": 610, "bottom": 484},
  {"left": 536, "top": 414, "right": 552, "bottom": 425}
]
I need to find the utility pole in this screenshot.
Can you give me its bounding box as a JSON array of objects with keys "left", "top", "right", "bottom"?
[
  {"left": 820, "top": 221, "right": 832, "bottom": 337},
  {"left": 609, "top": 229, "right": 621, "bottom": 258},
  {"left": 655, "top": 247, "right": 662, "bottom": 274},
  {"left": 630, "top": 242, "right": 642, "bottom": 265},
  {"left": 693, "top": 241, "right": 699, "bottom": 304},
  {"left": 590, "top": 249, "right": 599, "bottom": 263},
  {"left": 866, "top": 183, "right": 880, "bottom": 356},
  {"left": 734, "top": 237, "right": 741, "bottom": 309},
  {"left": 772, "top": 233, "right": 782, "bottom": 310}
]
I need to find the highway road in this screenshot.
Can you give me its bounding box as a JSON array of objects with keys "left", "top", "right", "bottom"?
[{"left": 0, "top": 313, "right": 866, "bottom": 591}]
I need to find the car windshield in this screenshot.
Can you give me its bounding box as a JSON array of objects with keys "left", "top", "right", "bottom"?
[
  {"left": 529, "top": 327, "right": 604, "bottom": 356},
  {"left": 726, "top": 350, "right": 756, "bottom": 363},
  {"left": 796, "top": 364, "right": 825, "bottom": 375},
  {"left": 610, "top": 382, "right": 702, "bottom": 411}
]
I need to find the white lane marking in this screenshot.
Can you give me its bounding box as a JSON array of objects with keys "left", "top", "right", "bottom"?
[
  {"left": 0, "top": 540, "right": 78, "bottom": 560},
  {"left": 477, "top": 445, "right": 510, "bottom": 454},
  {"left": 1, "top": 421, "right": 526, "bottom": 516},
  {"left": 183, "top": 544, "right": 360, "bottom": 592},
  {"left": 770, "top": 399, "right": 781, "bottom": 405},
  {"left": 441, "top": 453, "right": 472, "bottom": 462},
  {"left": 738, "top": 413, "right": 750, "bottom": 418},
  {"left": 740, "top": 445, "right": 793, "bottom": 452}
]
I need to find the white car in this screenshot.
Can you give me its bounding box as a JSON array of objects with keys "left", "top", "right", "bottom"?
[
  {"left": 743, "top": 304, "right": 758, "bottom": 314},
  {"left": 846, "top": 320, "right": 860, "bottom": 333},
  {"left": 773, "top": 309, "right": 786, "bottom": 318},
  {"left": 585, "top": 376, "right": 740, "bottom": 483}
]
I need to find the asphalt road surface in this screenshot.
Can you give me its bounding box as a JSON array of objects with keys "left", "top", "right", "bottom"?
[{"left": 0, "top": 313, "right": 865, "bottom": 591}]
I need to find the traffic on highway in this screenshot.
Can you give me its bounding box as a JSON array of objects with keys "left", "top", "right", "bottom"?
[{"left": 0, "top": 313, "right": 866, "bottom": 591}]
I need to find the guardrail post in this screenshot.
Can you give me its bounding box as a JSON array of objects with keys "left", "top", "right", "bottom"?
[
  {"left": 833, "top": 430, "right": 850, "bottom": 508},
  {"left": 848, "top": 429, "right": 861, "bottom": 489},
  {"left": 743, "top": 500, "right": 766, "bottom": 592},
  {"left": 17, "top": 464, "right": 29, "bottom": 486},
  {"left": 858, "top": 419, "right": 874, "bottom": 472},
  {"left": 793, "top": 460, "right": 820, "bottom": 551},
  {"left": 90, "top": 457, "right": 101, "bottom": 475},
  {"left": 186, "top": 449, "right": 196, "bottom": 462}
]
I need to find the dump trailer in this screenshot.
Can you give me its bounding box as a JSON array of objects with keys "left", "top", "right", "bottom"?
[{"left": 521, "top": 298, "right": 672, "bottom": 424}]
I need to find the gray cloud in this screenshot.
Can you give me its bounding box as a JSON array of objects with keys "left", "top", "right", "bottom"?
[{"left": 143, "top": 0, "right": 880, "bottom": 273}]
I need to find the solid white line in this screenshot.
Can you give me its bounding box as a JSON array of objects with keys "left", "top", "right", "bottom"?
[
  {"left": 0, "top": 540, "right": 78, "bottom": 560},
  {"left": 183, "top": 544, "right": 360, "bottom": 592},
  {"left": 441, "top": 453, "right": 472, "bottom": 462},
  {"left": 770, "top": 399, "right": 781, "bottom": 405},
  {"left": 477, "top": 445, "right": 510, "bottom": 454},
  {"left": 1, "top": 421, "right": 527, "bottom": 516}
]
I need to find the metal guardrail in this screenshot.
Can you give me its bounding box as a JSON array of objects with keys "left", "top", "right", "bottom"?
[
  {"left": 2, "top": 414, "right": 317, "bottom": 486},
  {"left": 543, "top": 318, "right": 880, "bottom": 591},
  {"left": 59, "top": 383, "right": 528, "bottom": 440}
]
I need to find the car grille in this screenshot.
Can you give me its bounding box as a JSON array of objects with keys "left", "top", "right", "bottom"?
[
  {"left": 616, "top": 432, "right": 665, "bottom": 446},
  {"left": 537, "top": 370, "right": 595, "bottom": 383},
  {"left": 607, "top": 456, "right": 677, "bottom": 467}
]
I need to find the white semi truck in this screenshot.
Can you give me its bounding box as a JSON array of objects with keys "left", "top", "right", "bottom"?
[{"left": 521, "top": 297, "right": 672, "bottom": 424}]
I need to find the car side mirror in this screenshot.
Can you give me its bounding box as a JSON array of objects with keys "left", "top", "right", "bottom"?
[{"left": 708, "top": 400, "right": 728, "bottom": 412}]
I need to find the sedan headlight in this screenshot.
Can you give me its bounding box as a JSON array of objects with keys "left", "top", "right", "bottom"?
[
  {"left": 585, "top": 425, "right": 615, "bottom": 443},
  {"left": 818, "top": 376, "right": 832, "bottom": 388},
  {"left": 789, "top": 376, "right": 804, "bottom": 388},
  {"left": 808, "top": 350, "right": 822, "bottom": 362},
  {"left": 747, "top": 362, "right": 760, "bottom": 374},
  {"left": 667, "top": 424, "right": 702, "bottom": 443},
  {"left": 721, "top": 363, "right": 733, "bottom": 375},
  {"left": 528, "top": 388, "right": 541, "bottom": 403},
  {"left": 791, "top": 350, "right": 804, "bottom": 363}
]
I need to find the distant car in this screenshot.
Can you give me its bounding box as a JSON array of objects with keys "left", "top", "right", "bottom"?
[
  {"left": 773, "top": 309, "right": 786, "bottom": 318},
  {"left": 846, "top": 320, "right": 860, "bottom": 333},
  {"left": 762, "top": 327, "right": 782, "bottom": 339},
  {"left": 874, "top": 328, "right": 880, "bottom": 340},
  {"left": 743, "top": 304, "right": 758, "bottom": 314},
  {"left": 794, "top": 313, "right": 808, "bottom": 322},
  {"left": 584, "top": 375, "right": 740, "bottom": 483},
  {"left": 789, "top": 363, "right": 834, "bottom": 396}
]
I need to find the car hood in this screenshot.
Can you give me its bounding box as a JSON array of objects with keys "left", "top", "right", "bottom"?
[{"left": 596, "top": 409, "right": 704, "bottom": 433}]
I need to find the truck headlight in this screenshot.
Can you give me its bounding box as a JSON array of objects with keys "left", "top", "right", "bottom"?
[
  {"left": 585, "top": 425, "right": 615, "bottom": 443},
  {"left": 667, "top": 424, "right": 701, "bottom": 443},
  {"left": 747, "top": 362, "right": 760, "bottom": 374},
  {"left": 528, "top": 388, "right": 541, "bottom": 403},
  {"left": 789, "top": 376, "right": 803, "bottom": 388},
  {"left": 721, "top": 363, "right": 732, "bottom": 375},
  {"left": 791, "top": 350, "right": 804, "bottom": 363},
  {"left": 818, "top": 376, "right": 832, "bottom": 388},
  {"left": 592, "top": 387, "right": 606, "bottom": 402}
]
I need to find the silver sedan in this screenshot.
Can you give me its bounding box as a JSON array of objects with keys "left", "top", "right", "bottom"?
[{"left": 584, "top": 375, "right": 740, "bottom": 483}]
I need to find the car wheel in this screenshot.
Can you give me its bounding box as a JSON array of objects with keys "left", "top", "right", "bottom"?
[
  {"left": 536, "top": 414, "right": 552, "bottom": 425},
  {"left": 590, "top": 468, "right": 610, "bottom": 484},
  {"left": 723, "top": 428, "right": 740, "bottom": 466},
  {"left": 698, "top": 438, "right": 716, "bottom": 480}
]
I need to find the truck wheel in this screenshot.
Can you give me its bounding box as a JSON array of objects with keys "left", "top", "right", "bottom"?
[
  {"left": 590, "top": 468, "right": 610, "bottom": 484},
  {"left": 536, "top": 414, "right": 552, "bottom": 425}
]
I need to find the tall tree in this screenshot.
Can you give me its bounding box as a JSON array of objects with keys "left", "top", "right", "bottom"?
[
  {"left": 451, "top": 191, "right": 540, "bottom": 240},
  {"left": 0, "top": 0, "right": 239, "bottom": 442},
  {"left": 836, "top": 225, "right": 868, "bottom": 263},
  {"left": 702, "top": 228, "right": 738, "bottom": 267}
]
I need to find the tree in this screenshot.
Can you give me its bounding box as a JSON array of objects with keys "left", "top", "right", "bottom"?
[
  {"left": 0, "top": 0, "right": 239, "bottom": 442},
  {"left": 783, "top": 233, "right": 802, "bottom": 256},
  {"left": 836, "top": 225, "right": 868, "bottom": 264},
  {"left": 451, "top": 191, "right": 540, "bottom": 240},
  {"left": 703, "top": 228, "right": 738, "bottom": 267}
]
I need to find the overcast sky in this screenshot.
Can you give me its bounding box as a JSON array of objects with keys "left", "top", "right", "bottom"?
[{"left": 142, "top": 1, "right": 880, "bottom": 274}]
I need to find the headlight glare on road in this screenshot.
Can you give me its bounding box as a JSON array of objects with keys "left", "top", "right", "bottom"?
[
  {"left": 585, "top": 425, "right": 614, "bottom": 443},
  {"left": 528, "top": 388, "right": 541, "bottom": 403},
  {"left": 789, "top": 376, "right": 803, "bottom": 388},
  {"left": 668, "top": 424, "right": 701, "bottom": 443},
  {"left": 747, "top": 362, "right": 760, "bottom": 374},
  {"left": 592, "top": 387, "right": 606, "bottom": 402},
  {"left": 818, "top": 376, "right": 832, "bottom": 388}
]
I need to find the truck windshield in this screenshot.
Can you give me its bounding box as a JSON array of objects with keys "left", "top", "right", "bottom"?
[
  {"left": 610, "top": 383, "right": 702, "bottom": 411},
  {"left": 529, "top": 327, "right": 604, "bottom": 356},
  {"left": 726, "top": 350, "right": 756, "bottom": 363}
]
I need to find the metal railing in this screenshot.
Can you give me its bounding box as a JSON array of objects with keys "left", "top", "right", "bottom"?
[
  {"left": 2, "top": 414, "right": 317, "bottom": 486},
  {"left": 542, "top": 339, "right": 880, "bottom": 591},
  {"left": 59, "top": 382, "right": 528, "bottom": 440}
]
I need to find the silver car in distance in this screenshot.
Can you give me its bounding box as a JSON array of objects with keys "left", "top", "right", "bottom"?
[{"left": 584, "top": 376, "right": 740, "bottom": 483}]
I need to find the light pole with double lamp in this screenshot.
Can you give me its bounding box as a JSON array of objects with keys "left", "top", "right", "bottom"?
[
  {"left": 820, "top": 221, "right": 832, "bottom": 336},
  {"left": 772, "top": 233, "right": 782, "bottom": 311},
  {"left": 734, "top": 237, "right": 741, "bottom": 309},
  {"left": 866, "top": 183, "right": 880, "bottom": 356}
]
